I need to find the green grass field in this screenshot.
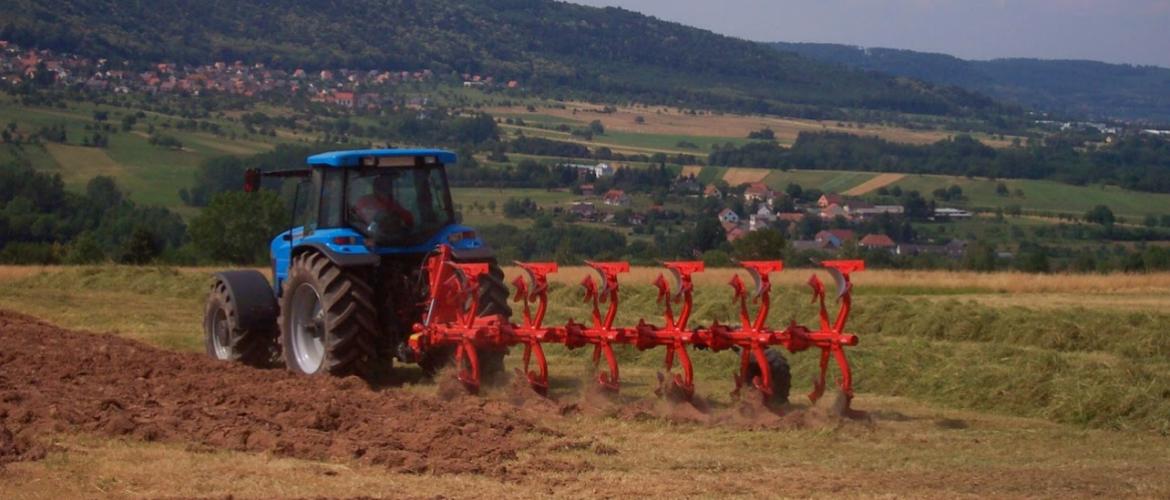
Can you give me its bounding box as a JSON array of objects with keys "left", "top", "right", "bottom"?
[
  {"left": 892, "top": 174, "right": 1170, "bottom": 218},
  {"left": 763, "top": 169, "right": 877, "bottom": 193},
  {"left": 0, "top": 97, "right": 280, "bottom": 212}
]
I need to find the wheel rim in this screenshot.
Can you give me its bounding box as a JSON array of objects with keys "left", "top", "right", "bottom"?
[
  {"left": 290, "top": 282, "right": 325, "bottom": 373},
  {"left": 211, "top": 308, "right": 232, "bottom": 360}
]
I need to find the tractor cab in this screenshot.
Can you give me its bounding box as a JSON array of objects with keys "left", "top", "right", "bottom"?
[{"left": 249, "top": 149, "right": 491, "bottom": 295}]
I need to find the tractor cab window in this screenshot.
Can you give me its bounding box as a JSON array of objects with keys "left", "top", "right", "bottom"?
[{"left": 346, "top": 166, "right": 453, "bottom": 244}]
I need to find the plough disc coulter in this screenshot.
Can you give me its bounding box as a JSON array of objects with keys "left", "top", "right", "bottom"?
[{"left": 409, "top": 245, "right": 864, "bottom": 410}]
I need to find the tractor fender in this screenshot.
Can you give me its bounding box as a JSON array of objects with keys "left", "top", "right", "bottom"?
[
  {"left": 211, "top": 270, "right": 279, "bottom": 332},
  {"left": 295, "top": 242, "right": 380, "bottom": 267}
]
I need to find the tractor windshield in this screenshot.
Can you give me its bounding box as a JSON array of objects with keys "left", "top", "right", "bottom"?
[{"left": 346, "top": 166, "right": 454, "bottom": 245}]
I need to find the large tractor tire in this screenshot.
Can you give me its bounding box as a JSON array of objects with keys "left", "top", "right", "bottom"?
[
  {"left": 745, "top": 348, "right": 792, "bottom": 406},
  {"left": 420, "top": 260, "right": 511, "bottom": 379},
  {"left": 278, "top": 252, "right": 378, "bottom": 377},
  {"left": 203, "top": 271, "right": 279, "bottom": 367}
]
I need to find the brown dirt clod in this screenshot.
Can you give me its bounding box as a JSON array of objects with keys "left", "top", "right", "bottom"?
[{"left": 0, "top": 311, "right": 530, "bottom": 474}]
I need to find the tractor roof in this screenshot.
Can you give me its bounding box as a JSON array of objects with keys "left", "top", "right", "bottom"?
[{"left": 306, "top": 148, "right": 457, "bottom": 167}]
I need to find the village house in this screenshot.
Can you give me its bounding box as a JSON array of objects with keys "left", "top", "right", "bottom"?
[
  {"left": 776, "top": 212, "right": 806, "bottom": 223},
  {"left": 819, "top": 203, "right": 848, "bottom": 220},
  {"left": 703, "top": 184, "right": 722, "bottom": 198},
  {"left": 717, "top": 208, "right": 740, "bottom": 224},
  {"left": 563, "top": 163, "right": 614, "bottom": 177},
  {"left": 578, "top": 184, "right": 596, "bottom": 197},
  {"left": 933, "top": 207, "right": 974, "bottom": 220},
  {"left": 743, "top": 182, "right": 776, "bottom": 205},
  {"left": 748, "top": 205, "right": 776, "bottom": 231},
  {"left": 569, "top": 202, "right": 597, "bottom": 221},
  {"left": 818, "top": 193, "right": 845, "bottom": 208},
  {"left": 859, "top": 234, "right": 897, "bottom": 251},
  {"left": 673, "top": 175, "right": 702, "bottom": 195},
  {"left": 332, "top": 91, "right": 355, "bottom": 108},
  {"left": 603, "top": 189, "right": 631, "bottom": 206},
  {"left": 849, "top": 204, "right": 905, "bottom": 220},
  {"left": 815, "top": 229, "right": 856, "bottom": 249}
]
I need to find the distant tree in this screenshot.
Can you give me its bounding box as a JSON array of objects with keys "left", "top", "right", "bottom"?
[
  {"left": 995, "top": 182, "right": 1009, "bottom": 196},
  {"left": 691, "top": 218, "right": 727, "bottom": 253},
  {"left": 1018, "top": 247, "right": 1051, "bottom": 273},
  {"left": 120, "top": 226, "right": 161, "bottom": 264},
  {"left": 634, "top": 115, "right": 645, "bottom": 124},
  {"left": 700, "top": 249, "right": 733, "bottom": 267},
  {"left": 65, "top": 232, "right": 106, "bottom": 264},
  {"left": 731, "top": 229, "right": 785, "bottom": 261},
  {"left": 747, "top": 128, "right": 776, "bottom": 140},
  {"left": 85, "top": 176, "right": 124, "bottom": 208},
  {"left": 1084, "top": 205, "right": 1115, "bottom": 226},
  {"left": 785, "top": 183, "right": 803, "bottom": 200},
  {"left": 188, "top": 191, "right": 286, "bottom": 264},
  {"left": 588, "top": 120, "right": 605, "bottom": 135},
  {"left": 963, "top": 242, "right": 997, "bottom": 272}
]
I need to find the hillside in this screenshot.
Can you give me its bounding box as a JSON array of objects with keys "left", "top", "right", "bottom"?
[
  {"left": 771, "top": 42, "right": 1170, "bottom": 122},
  {"left": 0, "top": 0, "right": 1002, "bottom": 118}
]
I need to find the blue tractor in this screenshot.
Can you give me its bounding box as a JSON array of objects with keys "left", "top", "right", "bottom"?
[{"left": 202, "top": 149, "right": 511, "bottom": 378}]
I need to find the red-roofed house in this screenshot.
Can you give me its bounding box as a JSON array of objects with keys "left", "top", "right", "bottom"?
[
  {"left": 820, "top": 203, "right": 848, "bottom": 220},
  {"left": 704, "top": 184, "right": 722, "bottom": 198},
  {"left": 859, "top": 234, "right": 896, "bottom": 250},
  {"left": 743, "top": 182, "right": 775, "bottom": 204},
  {"left": 333, "top": 91, "right": 355, "bottom": 108},
  {"left": 776, "top": 212, "right": 806, "bottom": 223},
  {"left": 603, "top": 189, "right": 630, "bottom": 206},
  {"left": 818, "top": 193, "right": 845, "bottom": 208}
]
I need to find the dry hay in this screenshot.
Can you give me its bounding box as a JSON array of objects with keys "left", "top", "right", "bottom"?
[
  {"left": 43, "top": 143, "right": 125, "bottom": 179},
  {"left": 722, "top": 168, "right": 769, "bottom": 186},
  {"left": 842, "top": 173, "right": 906, "bottom": 196},
  {"left": 487, "top": 102, "right": 1018, "bottom": 147}
]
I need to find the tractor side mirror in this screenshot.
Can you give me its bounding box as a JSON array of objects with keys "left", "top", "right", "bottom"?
[{"left": 243, "top": 168, "right": 261, "bottom": 193}]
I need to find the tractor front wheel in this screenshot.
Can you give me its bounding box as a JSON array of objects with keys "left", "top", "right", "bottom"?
[
  {"left": 203, "top": 277, "right": 278, "bottom": 367},
  {"left": 278, "top": 252, "right": 378, "bottom": 377}
]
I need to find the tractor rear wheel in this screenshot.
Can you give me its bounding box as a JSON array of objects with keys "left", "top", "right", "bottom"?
[
  {"left": 278, "top": 252, "right": 378, "bottom": 377},
  {"left": 746, "top": 348, "right": 792, "bottom": 405},
  {"left": 204, "top": 279, "right": 277, "bottom": 367},
  {"left": 420, "top": 261, "right": 511, "bottom": 379}
]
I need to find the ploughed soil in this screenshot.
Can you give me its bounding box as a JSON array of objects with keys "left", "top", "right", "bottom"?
[{"left": 0, "top": 311, "right": 534, "bottom": 474}]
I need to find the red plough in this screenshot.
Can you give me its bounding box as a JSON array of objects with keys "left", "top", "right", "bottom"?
[{"left": 410, "top": 245, "right": 864, "bottom": 411}]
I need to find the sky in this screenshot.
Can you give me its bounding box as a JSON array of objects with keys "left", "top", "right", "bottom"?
[{"left": 569, "top": 0, "right": 1170, "bottom": 67}]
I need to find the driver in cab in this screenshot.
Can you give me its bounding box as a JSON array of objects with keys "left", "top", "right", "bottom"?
[{"left": 354, "top": 174, "right": 414, "bottom": 233}]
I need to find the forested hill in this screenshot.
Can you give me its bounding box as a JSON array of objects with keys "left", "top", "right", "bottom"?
[
  {"left": 0, "top": 0, "right": 1002, "bottom": 117},
  {"left": 770, "top": 42, "right": 1170, "bottom": 123}
]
